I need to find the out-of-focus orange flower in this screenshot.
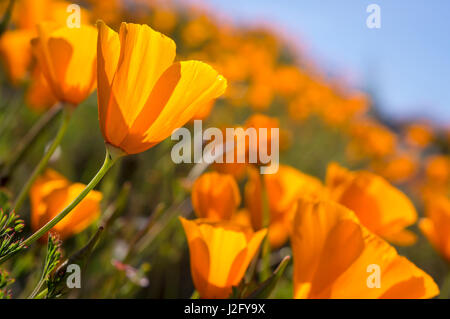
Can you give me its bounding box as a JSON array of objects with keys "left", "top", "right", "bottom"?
[
  {"left": 425, "top": 155, "right": 450, "bottom": 185},
  {"left": 0, "top": 30, "right": 34, "bottom": 84},
  {"left": 243, "top": 113, "right": 293, "bottom": 153},
  {"left": 288, "top": 93, "right": 315, "bottom": 122},
  {"left": 231, "top": 209, "right": 253, "bottom": 228},
  {"left": 97, "top": 21, "right": 227, "bottom": 155},
  {"left": 13, "top": 0, "right": 49, "bottom": 30},
  {"left": 13, "top": 0, "right": 83, "bottom": 30},
  {"left": 273, "top": 65, "right": 305, "bottom": 97},
  {"left": 419, "top": 195, "right": 450, "bottom": 263},
  {"left": 215, "top": 53, "right": 249, "bottom": 83},
  {"left": 213, "top": 162, "right": 248, "bottom": 181},
  {"left": 211, "top": 126, "right": 249, "bottom": 180},
  {"left": 347, "top": 119, "right": 397, "bottom": 159},
  {"left": 31, "top": 23, "right": 98, "bottom": 105},
  {"left": 244, "top": 114, "right": 280, "bottom": 162},
  {"left": 0, "top": 0, "right": 91, "bottom": 84},
  {"left": 319, "top": 92, "right": 369, "bottom": 126},
  {"left": 30, "top": 169, "right": 102, "bottom": 241},
  {"left": 191, "top": 172, "right": 241, "bottom": 221},
  {"left": 181, "top": 15, "right": 216, "bottom": 48},
  {"left": 191, "top": 99, "right": 215, "bottom": 122},
  {"left": 404, "top": 123, "right": 434, "bottom": 148},
  {"left": 245, "top": 165, "right": 325, "bottom": 248},
  {"left": 247, "top": 80, "right": 274, "bottom": 111},
  {"left": 291, "top": 198, "right": 439, "bottom": 299},
  {"left": 151, "top": 8, "right": 178, "bottom": 35},
  {"left": 179, "top": 217, "right": 266, "bottom": 299},
  {"left": 84, "top": 0, "right": 122, "bottom": 25},
  {"left": 25, "top": 66, "right": 57, "bottom": 112},
  {"left": 326, "top": 163, "right": 417, "bottom": 246},
  {"left": 371, "top": 154, "right": 418, "bottom": 184},
  {"left": 240, "top": 36, "right": 278, "bottom": 79}
]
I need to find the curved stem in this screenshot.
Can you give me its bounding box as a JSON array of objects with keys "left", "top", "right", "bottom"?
[
  {"left": 0, "top": 104, "right": 62, "bottom": 185},
  {"left": 0, "top": 0, "right": 16, "bottom": 37},
  {"left": 12, "top": 105, "right": 71, "bottom": 212},
  {"left": 28, "top": 274, "right": 46, "bottom": 299},
  {"left": 0, "top": 148, "right": 118, "bottom": 264},
  {"left": 260, "top": 178, "right": 271, "bottom": 282},
  {"left": 21, "top": 150, "right": 116, "bottom": 248}
]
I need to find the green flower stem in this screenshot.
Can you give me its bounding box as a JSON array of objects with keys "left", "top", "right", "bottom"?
[
  {"left": 1, "top": 104, "right": 63, "bottom": 184},
  {"left": 0, "top": 148, "right": 119, "bottom": 264},
  {"left": 0, "top": 0, "right": 16, "bottom": 37},
  {"left": 260, "top": 178, "right": 271, "bottom": 282},
  {"left": 12, "top": 105, "right": 71, "bottom": 212},
  {"left": 20, "top": 150, "right": 116, "bottom": 247}
]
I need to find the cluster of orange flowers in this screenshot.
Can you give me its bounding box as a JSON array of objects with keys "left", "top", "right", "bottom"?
[{"left": 0, "top": 0, "right": 448, "bottom": 299}]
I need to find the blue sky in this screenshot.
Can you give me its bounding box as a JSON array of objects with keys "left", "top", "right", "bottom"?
[{"left": 205, "top": 0, "right": 450, "bottom": 125}]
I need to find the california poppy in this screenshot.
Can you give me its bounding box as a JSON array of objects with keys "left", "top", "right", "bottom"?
[
  {"left": 0, "top": 30, "right": 34, "bottom": 84},
  {"left": 191, "top": 172, "right": 241, "bottom": 221},
  {"left": 26, "top": 66, "right": 57, "bottom": 112},
  {"left": 404, "top": 123, "right": 434, "bottom": 148},
  {"left": 245, "top": 165, "right": 325, "bottom": 248},
  {"left": 419, "top": 195, "right": 450, "bottom": 263},
  {"left": 31, "top": 23, "right": 98, "bottom": 105},
  {"left": 179, "top": 217, "right": 266, "bottom": 298},
  {"left": 97, "top": 21, "right": 227, "bottom": 155},
  {"left": 30, "top": 169, "right": 102, "bottom": 241},
  {"left": 425, "top": 155, "right": 450, "bottom": 186},
  {"left": 291, "top": 198, "right": 439, "bottom": 299},
  {"left": 326, "top": 162, "right": 417, "bottom": 246},
  {"left": 0, "top": 0, "right": 91, "bottom": 85}
]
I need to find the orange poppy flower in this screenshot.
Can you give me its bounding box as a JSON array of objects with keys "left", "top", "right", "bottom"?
[
  {"left": 231, "top": 209, "right": 253, "bottom": 228},
  {"left": 419, "top": 195, "right": 450, "bottom": 263},
  {"left": 0, "top": 30, "right": 34, "bottom": 84},
  {"left": 30, "top": 169, "right": 102, "bottom": 241},
  {"left": 179, "top": 217, "right": 266, "bottom": 299},
  {"left": 425, "top": 155, "right": 450, "bottom": 185},
  {"left": 347, "top": 119, "right": 397, "bottom": 159},
  {"left": 151, "top": 8, "right": 178, "bottom": 35},
  {"left": 291, "top": 198, "right": 439, "bottom": 299},
  {"left": 326, "top": 163, "right": 418, "bottom": 246},
  {"left": 247, "top": 80, "right": 274, "bottom": 111},
  {"left": 244, "top": 114, "right": 279, "bottom": 160},
  {"left": 31, "top": 23, "right": 98, "bottom": 105},
  {"left": 371, "top": 154, "right": 418, "bottom": 184},
  {"left": 97, "top": 21, "right": 227, "bottom": 155},
  {"left": 404, "top": 123, "right": 434, "bottom": 148},
  {"left": 191, "top": 172, "right": 241, "bottom": 221},
  {"left": 0, "top": 0, "right": 91, "bottom": 85},
  {"left": 13, "top": 0, "right": 78, "bottom": 31},
  {"left": 273, "top": 65, "right": 305, "bottom": 97},
  {"left": 25, "top": 66, "right": 57, "bottom": 112},
  {"left": 245, "top": 165, "right": 325, "bottom": 248}
]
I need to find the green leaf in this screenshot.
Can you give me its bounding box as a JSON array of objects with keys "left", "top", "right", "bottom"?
[
  {"left": 0, "top": 207, "right": 25, "bottom": 260},
  {"left": 46, "top": 226, "right": 104, "bottom": 298},
  {"left": 0, "top": 0, "right": 15, "bottom": 37},
  {"left": 0, "top": 269, "right": 14, "bottom": 299},
  {"left": 245, "top": 256, "right": 291, "bottom": 299},
  {"left": 28, "top": 233, "right": 62, "bottom": 299}
]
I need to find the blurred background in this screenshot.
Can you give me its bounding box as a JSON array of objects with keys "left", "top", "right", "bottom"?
[{"left": 203, "top": 0, "right": 450, "bottom": 125}]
